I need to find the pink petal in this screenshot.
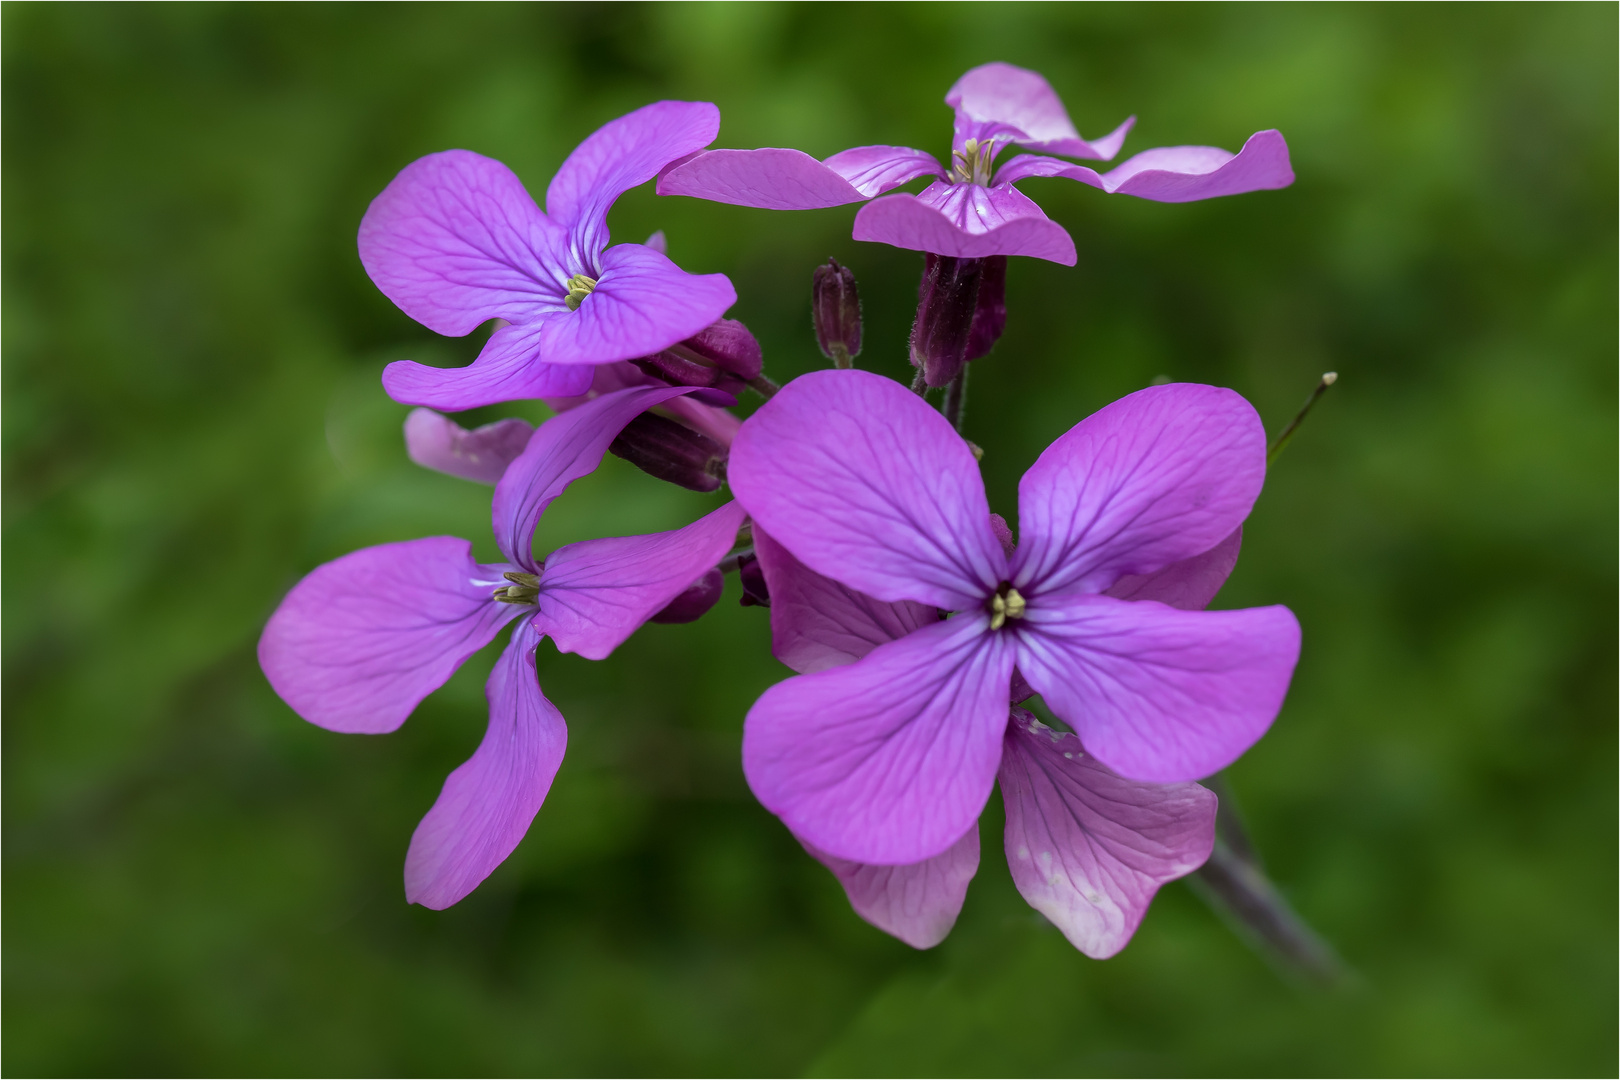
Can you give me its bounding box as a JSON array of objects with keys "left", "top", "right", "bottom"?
[
  {"left": 946, "top": 62, "right": 1133, "bottom": 161},
  {"left": 532, "top": 500, "right": 749, "bottom": 660},
  {"left": 258, "top": 538, "right": 523, "bottom": 734},
  {"left": 358, "top": 150, "right": 570, "bottom": 337},
  {"left": 404, "top": 622, "right": 567, "bottom": 909},
  {"left": 1015, "top": 591, "right": 1301, "bottom": 783},
  {"left": 1104, "top": 527, "right": 1243, "bottom": 612},
  {"left": 853, "top": 185, "right": 1077, "bottom": 264},
  {"left": 545, "top": 101, "right": 720, "bottom": 257},
  {"left": 404, "top": 408, "right": 536, "bottom": 484},
  {"left": 753, "top": 525, "right": 938, "bottom": 675},
  {"left": 822, "top": 145, "right": 947, "bottom": 196},
  {"left": 1012, "top": 383, "right": 1266, "bottom": 595},
  {"left": 803, "top": 823, "right": 980, "bottom": 949},
  {"left": 994, "top": 131, "right": 1294, "bottom": 204},
  {"left": 657, "top": 148, "right": 868, "bottom": 208},
  {"left": 381, "top": 320, "right": 594, "bottom": 411},
  {"left": 1000, "top": 709, "right": 1215, "bottom": 958},
  {"left": 742, "top": 616, "right": 1015, "bottom": 865},
  {"left": 728, "top": 369, "right": 1006, "bottom": 611}
]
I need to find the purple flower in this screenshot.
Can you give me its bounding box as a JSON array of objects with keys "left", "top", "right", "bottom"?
[
  {"left": 259, "top": 385, "right": 747, "bottom": 907},
  {"left": 726, "top": 369, "right": 1300, "bottom": 869},
  {"left": 657, "top": 62, "right": 1293, "bottom": 265},
  {"left": 362, "top": 101, "right": 737, "bottom": 411}
]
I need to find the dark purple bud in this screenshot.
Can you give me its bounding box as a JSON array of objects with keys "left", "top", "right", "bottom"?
[
  {"left": 649, "top": 566, "right": 725, "bottom": 624},
  {"left": 677, "top": 318, "right": 763, "bottom": 380},
  {"left": 609, "top": 412, "right": 728, "bottom": 492},
  {"left": 629, "top": 350, "right": 746, "bottom": 397},
  {"left": 737, "top": 552, "right": 770, "bottom": 607},
  {"left": 812, "top": 258, "right": 862, "bottom": 367},
  {"left": 909, "top": 254, "right": 984, "bottom": 387},
  {"left": 963, "top": 254, "right": 1007, "bottom": 363}
]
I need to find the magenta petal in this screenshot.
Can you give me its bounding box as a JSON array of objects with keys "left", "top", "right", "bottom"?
[
  {"left": 729, "top": 369, "right": 1006, "bottom": 611},
  {"left": 753, "top": 525, "right": 938, "bottom": 675},
  {"left": 382, "top": 320, "right": 594, "bottom": 411},
  {"left": 545, "top": 100, "right": 720, "bottom": 256},
  {"left": 358, "top": 150, "right": 570, "bottom": 337},
  {"left": 1012, "top": 383, "right": 1267, "bottom": 595},
  {"left": 1000, "top": 709, "right": 1216, "bottom": 958},
  {"left": 804, "top": 823, "right": 980, "bottom": 949},
  {"left": 990, "top": 151, "right": 1107, "bottom": 188},
  {"left": 1105, "top": 527, "right": 1242, "bottom": 611},
  {"left": 258, "top": 538, "right": 523, "bottom": 734},
  {"left": 404, "top": 408, "right": 536, "bottom": 484},
  {"left": 533, "top": 501, "right": 748, "bottom": 659},
  {"left": 1016, "top": 592, "right": 1301, "bottom": 783},
  {"left": 657, "top": 148, "right": 868, "bottom": 208},
  {"left": 822, "top": 145, "right": 947, "bottom": 196},
  {"left": 539, "top": 243, "right": 736, "bottom": 367},
  {"left": 946, "top": 62, "right": 1133, "bottom": 162},
  {"left": 743, "top": 617, "right": 1015, "bottom": 864},
  {"left": 1101, "top": 130, "right": 1294, "bottom": 202},
  {"left": 404, "top": 621, "right": 567, "bottom": 909},
  {"left": 854, "top": 186, "right": 1077, "bottom": 264}
]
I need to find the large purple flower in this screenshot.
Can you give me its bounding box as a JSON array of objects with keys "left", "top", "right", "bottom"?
[
  {"left": 657, "top": 62, "right": 1293, "bottom": 265},
  {"left": 362, "top": 101, "right": 737, "bottom": 411},
  {"left": 259, "top": 385, "right": 747, "bottom": 907},
  {"left": 727, "top": 369, "right": 1299, "bottom": 867}
]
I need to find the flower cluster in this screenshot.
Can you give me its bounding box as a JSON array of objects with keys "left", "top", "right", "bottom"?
[{"left": 262, "top": 64, "right": 1302, "bottom": 958}]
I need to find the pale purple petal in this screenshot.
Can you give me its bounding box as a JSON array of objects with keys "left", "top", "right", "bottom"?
[
  {"left": 990, "top": 151, "right": 1105, "bottom": 188},
  {"left": 1104, "top": 527, "right": 1242, "bottom": 611},
  {"left": 1101, "top": 130, "right": 1293, "bottom": 202},
  {"left": 1000, "top": 709, "right": 1215, "bottom": 958},
  {"left": 381, "top": 320, "right": 594, "bottom": 411},
  {"left": 1012, "top": 383, "right": 1266, "bottom": 595},
  {"left": 1015, "top": 592, "right": 1301, "bottom": 783},
  {"left": 656, "top": 148, "right": 868, "bottom": 209},
  {"left": 822, "top": 145, "right": 947, "bottom": 197},
  {"left": 404, "top": 621, "right": 567, "bottom": 909},
  {"left": 662, "top": 395, "right": 743, "bottom": 448},
  {"left": 492, "top": 384, "right": 701, "bottom": 570},
  {"left": 538, "top": 243, "right": 736, "bottom": 367},
  {"left": 404, "top": 408, "right": 536, "bottom": 484},
  {"left": 729, "top": 369, "right": 1006, "bottom": 611},
  {"left": 358, "top": 150, "right": 569, "bottom": 336},
  {"left": 804, "top": 824, "right": 980, "bottom": 949},
  {"left": 743, "top": 616, "right": 1015, "bottom": 865},
  {"left": 546, "top": 101, "right": 720, "bottom": 259},
  {"left": 533, "top": 500, "right": 749, "bottom": 660},
  {"left": 644, "top": 230, "right": 668, "bottom": 255},
  {"left": 753, "top": 526, "right": 938, "bottom": 675},
  {"left": 853, "top": 185, "right": 1077, "bottom": 264},
  {"left": 946, "top": 62, "right": 1133, "bottom": 161},
  {"left": 258, "top": 538, "right": 523, "bottom": 735}
]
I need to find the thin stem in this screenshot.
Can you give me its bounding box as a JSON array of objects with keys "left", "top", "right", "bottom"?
[
  {"left": 830, "top": 343, "right": 853, "bottom": 370},
  {"left": 909, "top": 367, "right": 928, "bottom": 395},
  {"left": 1267, "top": 372, "right": 1338, "bottom": 466},
  {"left": 748, "top": 374, "right": 781, "bottom": 399},
  {"left": 1202, "top": 771, "right": 1262, "bottom": 868},
  {"left": 942, "top": 367, "right": 969, "bottom": 433},
  {"left": 1190, "top": 841, "right": 1352, "bottom": 988}
]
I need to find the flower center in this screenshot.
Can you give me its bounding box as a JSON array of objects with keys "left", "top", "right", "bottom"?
[
  {"left": 950, "top": 138, "right": 997, "bottom": 186},
  {"left": 563, "top": 273, "right": 598, "bottom": 311},
  {"left": 492, "top": 571, "right": 540, "bottom": 605},
  {"left": 988, "top": 582, "right": 1026, "bottom": 630}
]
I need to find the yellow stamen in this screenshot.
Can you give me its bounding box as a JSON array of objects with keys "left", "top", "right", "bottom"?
[
  {"left": 988, "top": 585, "right": 1026, "bottom": 630},
  {"left": 564, "top": 273, "right": 598, "bottom": 311}
]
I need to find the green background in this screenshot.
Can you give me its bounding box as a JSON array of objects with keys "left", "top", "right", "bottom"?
[{"left": 5, "top": 3, "right": 1615, "bottom": 1075}]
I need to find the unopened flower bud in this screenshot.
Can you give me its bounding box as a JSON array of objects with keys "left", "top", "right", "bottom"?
[
  {"left": 736, "top": 552, "right": 770, "bottom": 607},
  {"left": 963, "top": 255, "right": 1007, "bottom": 363},
  {"left": 609, "top": 412, "right": 728, "bottom": 492},
  {"left": 812, "top": 258, "right": 862, "bottom": 368},
  {"left": 909, "top": 254, "right": 984, "bottom": 387},
  {"left": 679, "top": 318, "right": 762, "bottom": 380},
  {"left": 649, "top": 566, "right": 724, "bottom": 624}
]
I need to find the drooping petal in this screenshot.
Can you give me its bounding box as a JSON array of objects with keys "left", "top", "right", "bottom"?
[
  {"left": 1015, "top": 591, "right": 1301, "bottom": 783},
  {"left": 743, "top": 616, "right": 1015, "bottom": 865},
  {"left": 358, "top": 150, "right": 570, "bottom": 337},
  {"left": 538, "top": 243, "right": 736, "bottom": 367},
  {"left": 1012, "top": 383, "right": 1266, "bottom": 595},
  {"left": 492, "top": 384, "right": 703, "bottom": 570},
  {"left": 853, "top": 184, "right": 1077, "bottom": 264},
  {"left": 804, "top": 823, "right": 980, "bottom": 949},
  {"left": 946, "top": 62, "right": 1133, "bottom": 161},
  {"left": 531, "top": 500, "right": 749, "bottom": 660},
  {"left": 729, "top": 369, "right": 1006, "bottom": 611},
  {"left": 546, "top": 101, "right": 721, "bottom": 260},
  {"left": 404, "top": 408, "right": 536, "bottom": 484},
  {"left": 993, "top": 131, "right": 1293, "bottom": 203},
  {"left": 823, "top": 145, "right": 948, "bottom": 196},
  {"left": 403, "top": 621, "right": 567, "bottom": 909},
  {"left": 657, "top": 148, "right": 869, "bottom": 208},
  {"left": 999, "top": 709, "right": 1216, "bottom": 958},
  {"left": 381, "top": 319, "right": 594, "bottom": 411},
  {"left": 258, "top": 538, "right": 523, "bottom": 735},
  {"left": 1104, "top": 527, "right": 1242, "bottom": 611},
  {"left": 753, "top": 525, "right": 938, "bottom": 675}
]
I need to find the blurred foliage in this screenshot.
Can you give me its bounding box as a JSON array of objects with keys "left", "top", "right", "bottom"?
[{"left": 3, "top": 2, "right": 1615, "bottom": 1075}]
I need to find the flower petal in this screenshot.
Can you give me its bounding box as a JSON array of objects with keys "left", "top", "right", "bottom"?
[
  {"left": 657, "top": 147, "right": 868, "bottom": 208},
  {"left": 753, "top": 525, "right": 939, "bottom": 675},
  {"left": 743, "top": 616, "right": 1015, "bottom": 865},
  {"left": 999, "top": 709, "right": 1216, "bottom": 958},
  {"left": 947, "top": 62, "right": 1133, "bottom": 161},
  {"left": 258, "top": 538, "right": 523, "bottom": 734},
  {"left": 1103, "top": 527, "right": 1243, "bottom": 612},
  {"left": 822, "top": 145, "right": 948, "bottom": 196},
  {"left": 538, "top": 243, "right": 736, "bottom": 367},
  {"left": 803, "top": 823, "right": 980, "bottom": 949},
  {"left": 546, "top": 101, "right": 721, "bottom": 260},
  {"left": 853, "top": 185, "right": 1076, "bottom": 264},
  {"left": 532, "top": 500, "right": 749, "bottom": 660},
  {"left": 994, "top": 131, "right": 1294, "bottom": 203},
  {"left": 404, "top": 408, "right": 536, "bottom": 484},
  {"left": 358, "top": 150, "right": 569, "bottom": 337},
  {"left": 404, "top": 621, "right": 567, "bottom": 909},
  {"left": 1015, "top": 592, "right": 1301, "bottom": 783},
  {"left": 381, "top": 320, "right": 594, "bottom": 411},
  {"left": 1012, "top": 383, "right": 1266, "bottom": 595},
  {"left": 729, "top": 369, "right": 1006, "bottom": 611}
]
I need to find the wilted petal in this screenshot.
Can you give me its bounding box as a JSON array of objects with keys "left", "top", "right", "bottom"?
[
  {"left": 1104, "top": 527, "right": 1242, "bottom": 611},
  {"left": 729, "top": 369, "right": 1006, "bottom": 611},
  {"left": 994, "top": 131, "right": 1293, "bottom": 204},
  {"left": 258, "top": 538, "right": 523, "bottom": 734},
  {"left": 804, "top": 823, "right": 980, "bottom": 949},
  {"left": 382, "top": 319, "right": 594, "bottom": 411},
  {"left": 854, "top": 185, "right": 1076, "bottom": 264},
  {"left": 1012, "top": 383, "right": 1266, "bottom": 595},
  {"left": 657, "top": 147, "right": 869, "bottom": 208},
  {"left": 1016, "top": 591, "right": 1300, "bottom": 783},
  {"left": 823, "top": 145, "right": 948, "bottom": 196},
  {"left": 947, "top": 62, "right": 1133, "bottom": 161},
  {"left": 404, "top": 408, "right": 536, "bottom": 484},
  {"left": 533, "top": 501, "right": 748, "bottom": 660},
  {"left": 1000, "top": 709, "right": 1215, "bottom": 958},
  {"left": 404, "top": 621, "right": 567, "bottom": 909},
  {"left": 743, "top": 616, "right": 1015, "bottom": 865}
]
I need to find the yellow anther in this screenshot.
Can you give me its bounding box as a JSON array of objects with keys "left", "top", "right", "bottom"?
[
  {"left": 950, "top": 138, "right": 996, "bottom": 185},
  {"left": 563, "top": 273, "right": 598, "bottom": 311},
  {"left": 988, "top": 585, "right": 1026, "bottom": 630}
]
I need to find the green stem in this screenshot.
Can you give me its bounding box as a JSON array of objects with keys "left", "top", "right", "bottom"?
[
  {"left": 1267, "top": 372, "right": 1338, "bottom": 466},
  {"left": 943, "top": 368, "right": 969, "bottom": 433}
]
